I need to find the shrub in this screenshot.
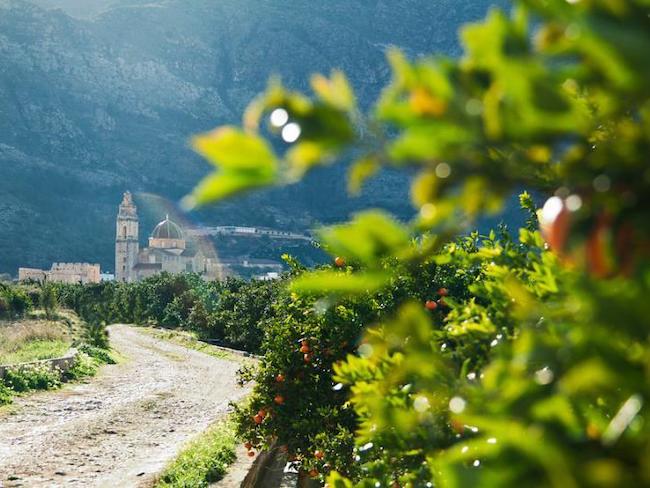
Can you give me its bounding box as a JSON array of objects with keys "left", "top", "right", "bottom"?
[
  {"left": 234, "top": 218, "right": 553, "bottom": 480},
  {"left": 0, "top": 383, "right": 12, "bottom": 406},
  {"left": 5, "top": 287, "right": 32, "bottom": 318},
  {"left": 77, "top": 343, "right": 116, "bottom": 364},
  {"left": 39, "top": 283, "right": 58, "bottom": 320},
  {"left": 3, "top": 363, "right": 61, "bottom": 392},
  {"left": 0, "top": 295, "right": 8, "bottom": 317},
  {"left": 64, "top": 352, "right": 99, "bottom": 380},
  {"left": 83, "top": 322, "right": 110, "bottom": 350},
  {"left": 0, "top": 285, "right": 32, "bottom": 319}
]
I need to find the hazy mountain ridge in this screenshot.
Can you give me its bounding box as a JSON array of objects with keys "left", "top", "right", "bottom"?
[{"left": 0, "top": 0, "right": 502, "bottom": 274}]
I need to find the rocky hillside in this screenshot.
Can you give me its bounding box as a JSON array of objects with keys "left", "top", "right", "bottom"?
[{"left": 0, "top": 0, "right": 503, "bottom": 274}]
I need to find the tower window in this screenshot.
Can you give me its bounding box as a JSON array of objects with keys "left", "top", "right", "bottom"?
[{"left": 122, "top": 225, "right": 127, "bottom": 238}]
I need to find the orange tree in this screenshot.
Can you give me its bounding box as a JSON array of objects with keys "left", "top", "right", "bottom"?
[
  {"left": 187, "top": 0, "right": 650, "bottom": 486},
  {"left": 232, "top": 214, "right": 561, "bottom": 483}
]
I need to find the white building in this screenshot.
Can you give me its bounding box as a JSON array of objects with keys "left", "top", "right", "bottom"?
[{"left": 115, "top": 192, "right": 221, "bottom": 282}]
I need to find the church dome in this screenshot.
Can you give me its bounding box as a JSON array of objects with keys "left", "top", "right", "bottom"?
[{"left": 151, "top": 215, "right": 184, "bottom": 240}]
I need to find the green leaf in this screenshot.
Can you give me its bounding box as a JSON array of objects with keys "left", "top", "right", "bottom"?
[
  {"left": 290, "top": 270, "right": 390, "bottom": 295},
  {"left": 347, "top": 156, "right": 379, "bottom": 195},
  {"left": 286, "top": 141, "right": 334, "bottom": 180},
  {"left": 317, "top": 211, "right": 411, "bottom": 266},
  {"left": 183, "top": 171, "right": 275, "bottom": 208},
  {"left": 311, "top": 70, "right": 356, "bottom": 112},
  {"left": 185, "top": 127, "right": 278, "bottom": 207},
  {"left": 192, "top": 126, "right": 277, "bottom": 173},
  {"left": 326, "top": 472, "right": 354, "bottom": 488}
]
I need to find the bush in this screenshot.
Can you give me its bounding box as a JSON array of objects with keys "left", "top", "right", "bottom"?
[
  {"left": 0, "top": 295, "right": 8, "bottom": 317},
  {"left": 0, "top": 383, "right": 12, "bottom": 406},
  {"left": 233, "top": 283, "right": 372, "bottom": 475},
  {"left": 83, "top": 322, "right": 110, "bottom": 350},
  {"left": 3, "top": 363, "right": 61, "bottom": 392},
  {"left": 39, "top": 283, "right": 58, "bottom": 320},
  {"left": 64, "top": 352, "right": 99, "bottom": 380},
  {"left": 77, "top": 343, "right": 116, "bottom": 364},
  {"left": 0, "top": 284, "right": 33, "bottom": 319},
  {"left": 234, "top": 217, "right": 552, "bottom": 480}
]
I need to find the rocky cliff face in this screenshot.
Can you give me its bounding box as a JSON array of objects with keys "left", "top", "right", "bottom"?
[{"left": 0, "top": 0, "right": 501, "bottom": 274}]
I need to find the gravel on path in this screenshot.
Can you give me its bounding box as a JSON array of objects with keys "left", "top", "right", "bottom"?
[{"left": 0, "top": 325, "right": 249, "bottom": 488}]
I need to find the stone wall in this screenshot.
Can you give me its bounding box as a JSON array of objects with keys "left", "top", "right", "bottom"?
[
  {"left": 0, "top": 349, "right": 78, "bottom": 379},
  {"left": 18, "top": 263, "right": 100, "bottom": 284}
]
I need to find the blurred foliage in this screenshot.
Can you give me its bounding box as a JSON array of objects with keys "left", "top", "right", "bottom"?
[{"left": 190, "top": 0, "right": 650, "bottom": 486}]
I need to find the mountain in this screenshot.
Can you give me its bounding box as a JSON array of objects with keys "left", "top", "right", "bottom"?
[{"left": 0, "top": 0, "right": 504, "bottom": 274}]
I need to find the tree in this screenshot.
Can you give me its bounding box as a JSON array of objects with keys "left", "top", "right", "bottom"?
[
  {"left": 189, "top": 0, "right": 650, "bottom": 486},
  {"left": 0, "top": 284, "right": 32, "bottom": 318},
  {"left": 40, "top": 283, "right": 58, "bottom": 320}
]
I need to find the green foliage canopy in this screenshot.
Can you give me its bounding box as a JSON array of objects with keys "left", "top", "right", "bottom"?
[{"left": 188, "top": 0, "right": 650, "bottom": 486}]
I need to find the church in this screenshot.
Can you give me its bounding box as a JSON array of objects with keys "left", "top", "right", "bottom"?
[{"left": 115, "top": 192, "right": 221, "bottom": 282}]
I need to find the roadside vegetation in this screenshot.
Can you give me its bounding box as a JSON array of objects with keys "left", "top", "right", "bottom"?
[
  {"left": 155, "top": 417, "right": 238, "bottom": 488},
  {"left": 0, "top": 283, "right": 116, "bottom": 406},
  {"left": 0, "top": 320, "right": 69, "bottom": 365}
]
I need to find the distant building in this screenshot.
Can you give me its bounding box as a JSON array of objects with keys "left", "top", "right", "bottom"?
[
  {"left": 187, "top": 226, "right": 312, "bottom": 241},
  {"left": 115, "top": 191, "right": 222, "bottom": 282},
  {"left": 19, "top": 263, "right": 101, "bottom": 284},
  {"left": 214, "top": 258, "right": 284, "bottom": 279},
  {"left": 254, "top": 272, "right": 281, "bottom": 281},
  {"left": 100, "top": 273, "right": 115, "bottom": 282}
]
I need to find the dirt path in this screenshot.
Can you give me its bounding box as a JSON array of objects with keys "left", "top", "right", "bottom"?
[{"left": 0, "top": 325, "right": 249, "bottom": 488}]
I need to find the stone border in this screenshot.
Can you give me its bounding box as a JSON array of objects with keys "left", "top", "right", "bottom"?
[
  {"left": 240, "top": 444, "right": 288, "bottom": 487},
  {"left": 0, "top": 348, "right": 78, "bottom": 379},
  {"left": 233, "top": 444, "right": 320, "bottom": 488}
]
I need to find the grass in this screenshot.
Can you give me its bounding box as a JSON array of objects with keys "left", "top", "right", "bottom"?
[
  {"left": 155, "top": 417, "right": 238, "bottom": 488},
  {"left": 137, "top": 327, "right": 248, "bottom": 363},
  {"left": 0, "top": 310, "right": 117, "bottom": 406},
  {"left": 0, "top": 339, "right": 70, "bottom": 365},
  {"left": 0, "top": 318, "right": 72, "bottom": 365}
]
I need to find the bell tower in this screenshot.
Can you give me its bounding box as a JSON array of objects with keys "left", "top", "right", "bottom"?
[{"left": 115, "top": 191, "right": 139, "bottom": 282}]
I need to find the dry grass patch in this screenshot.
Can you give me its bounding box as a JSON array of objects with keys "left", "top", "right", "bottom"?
[{"left": 0, "top": 318, "right": 72, "bottom": 365}]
